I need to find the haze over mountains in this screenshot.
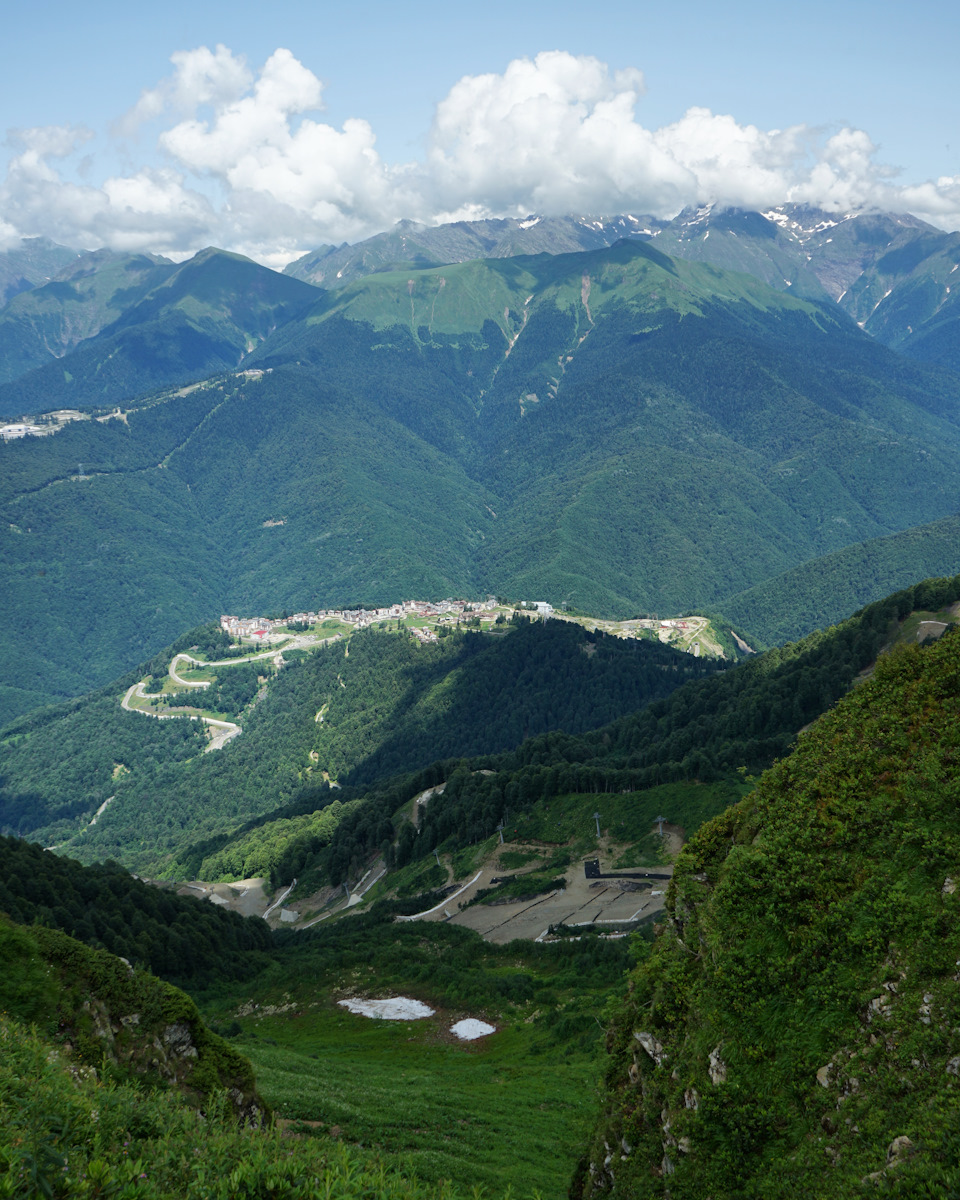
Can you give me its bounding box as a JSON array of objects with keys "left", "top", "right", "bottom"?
[{"left": 4, "top": 203, "right": 958, "bottom": 392}]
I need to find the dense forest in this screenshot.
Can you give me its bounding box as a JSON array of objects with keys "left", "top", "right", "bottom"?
[
  {"left": 5, "top": 239, "right": 960, "bottom": 724},
  {"left": 1, "top": 616, "right": 719, "bottom": 873},
  {"left": 579, "top": 619, "right": 960, "bottom": 1195},
  {"left": 3, "top": 574, "right": 960, "bottom": 1196},
  {"left": 0, "top": 837, "right": 272, "bottom": 988},
  {"left": 294, "top": 575, "right": 960, "bottom": 888}
]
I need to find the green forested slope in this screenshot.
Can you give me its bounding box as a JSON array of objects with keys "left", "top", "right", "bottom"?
[
  {"left": 0, "top": 836, "right": 272, "bottom": 987},
  {"left": 1, "top": 618, "right": 715, "bottom": 872},
  {"left": 580, "top": 621, "right": 960, "bottom": 1197},
  {"left": 4, "top": 241, "right": 960, "bottom": 718},
  {"left": 0, "top": 235, "right": 80, "bottom": 306},
  {"left": 300, "top": 576, "right": 960, "bottom": 889},
  {"left": 718, "top": 512, "right": 960, "bottom": 646},
  {"left": 0, "top": 248, "right": 320, "bottom": 415},
  {"left": 0, "top": 249, "right": 175, "bottom": 385},
  {"left": 0, "top": 916, "right": 263, "bottom": 1117}
]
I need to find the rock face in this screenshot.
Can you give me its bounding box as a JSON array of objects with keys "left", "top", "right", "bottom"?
[
  {"left": 575, "top": 630, "right": 960, "bottom": 1197},
  {"left": 16, "top": 922, "right": 267, "bottom": 1126}
]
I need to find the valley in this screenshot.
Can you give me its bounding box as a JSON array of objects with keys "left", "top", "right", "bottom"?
[
  {"left": 3, "top": 208, "right": 960, "bottom": 1198},
  {"left": 3, "top": 228, "right": 960, "bottom": 729}
]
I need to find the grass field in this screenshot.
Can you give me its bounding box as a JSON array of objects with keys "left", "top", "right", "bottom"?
[
  {"left": 501, "top": 779, "right": 752, "bottom": 860},
  {"left": 198, "top": 918, "right": 636, "bottom": 1198},
  {"left": 238, "top": 1005, "right": 598, "bottom": 1198}
]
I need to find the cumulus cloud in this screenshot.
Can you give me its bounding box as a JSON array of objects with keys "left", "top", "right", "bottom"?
[
  {"left": 2, "top": 46, "right": 959, "bottom": 265},
  {"left": 117, "top": 44, "right": 254, "bottom": 136},
  {"left": 425, "top": 51, "right": 693, "bottom": 218}
]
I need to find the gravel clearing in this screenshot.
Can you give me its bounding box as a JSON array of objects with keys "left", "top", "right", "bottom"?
[{"left": 337, "top": 997, "right": 435, "bottom": 1020}]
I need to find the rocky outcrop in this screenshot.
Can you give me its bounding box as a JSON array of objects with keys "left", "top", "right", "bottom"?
[{"left": 11, "top": 920, "right": 267, "bottom": 1126}]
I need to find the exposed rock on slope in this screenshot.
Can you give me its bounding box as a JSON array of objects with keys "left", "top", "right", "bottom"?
[
  {"left": 0, "top": 916, "right": 266, "bottom": 1124},
  {"left": 579, "top": 628, "right": 960, "bottom": 1197}
]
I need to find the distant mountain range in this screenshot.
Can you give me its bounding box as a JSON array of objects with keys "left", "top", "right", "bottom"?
[
  {"left": 281, "top": 203, "right": 960, "bottom": 373},
  {"left": 0, "top": 247, "right": 318, "bottom": 411},
  {"left": 0, "top": 235, "right": 81, "bottom": 307},
  {"left": 2, "top": 230, "right": 960, "bottom": 723},
  {"left": 1, "top": 204, "right": 957, "bottom": 413}
]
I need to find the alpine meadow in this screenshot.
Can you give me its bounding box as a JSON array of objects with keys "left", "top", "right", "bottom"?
[{"left": 3, "top": 16, "right": 960, "bottom": 1198}]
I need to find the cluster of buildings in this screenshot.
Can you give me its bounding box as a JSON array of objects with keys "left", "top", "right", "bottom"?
[
  {"left": 0, "top": 409, "right": 89, "bottom": 442},
  {"left": 220, "top": 597, "right": 499, "bottom": 641}
]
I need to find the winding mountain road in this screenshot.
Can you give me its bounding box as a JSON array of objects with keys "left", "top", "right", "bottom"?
[{"left": 120, "top": 634, "right": 341, "bottom": 751}]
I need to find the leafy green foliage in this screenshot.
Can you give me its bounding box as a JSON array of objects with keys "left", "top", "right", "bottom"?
[
  {"left": 581, "top": 625, "right": 960, "bottom": 1197},
  {"left": 208, "top": 914, "right": 634, "bottom": 1197},
  {"left": 0, "top": 917, "right": 262, "bottom": 1120},
  {"left": 719, "top": 513, "right": 960, "bottom": 647},
  {"left": 0, "top": 1013, "right": 475, "bottom": 1200},
  {"left": 306, "top": 576, "right": 960, "bottom": 893},
  {"left": 3, "top": 618, "right": 714, "bottom": 875}
]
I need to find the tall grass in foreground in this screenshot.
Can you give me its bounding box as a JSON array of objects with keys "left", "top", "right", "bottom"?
[{"left": 0, "top": 1015, "right": 536, "bottom": 1200}]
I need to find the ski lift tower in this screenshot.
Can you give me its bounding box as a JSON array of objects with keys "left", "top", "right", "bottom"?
[
  {"left": 496, "top": 819, "right": 506, "bottom": 845},
  {"left": 655, "top": 815, "right": 667, "bottom": 838},
  {"left": 593, "top": 811, "right": 602, "bottom": 838}
]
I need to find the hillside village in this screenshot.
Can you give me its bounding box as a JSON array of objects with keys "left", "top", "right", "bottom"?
[
  {"left": 220, "top": 596, "right": 502, "bottom": 645},
  {"left": 219, "top": 597, "right": 732, "bottom": 657}
]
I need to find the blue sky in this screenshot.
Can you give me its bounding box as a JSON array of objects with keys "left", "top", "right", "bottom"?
[{"left": 3, "top": 0, "right": 958, "bottom": 262}]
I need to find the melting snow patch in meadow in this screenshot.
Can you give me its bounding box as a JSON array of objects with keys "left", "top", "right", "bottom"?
[
  {"left": 450, "top": 1019, "right": 496, "bottom": 1040},
  {"left": 338, "top": 997, "right": 434, "bottom": 1020}
]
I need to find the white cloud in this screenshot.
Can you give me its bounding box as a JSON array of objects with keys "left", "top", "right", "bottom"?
[
  {"left": 426, "top": 51, "right": 692, "bottom": 217},
  {"left": 2, "top": 46, "right": 959, "bottom": 266},
  {"left": 117, "top": 44, "right": 254, "bottom": 136}
]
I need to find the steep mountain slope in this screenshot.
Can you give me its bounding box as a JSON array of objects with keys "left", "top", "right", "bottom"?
[
  {"left": 283, "top": 212, "right": 663, "bottom": 286},
  {"left": 614, "top": 203, "right": 960, "bottom": 374},
  {"left": 0, "top": 915, "right": 264, "bottom": 1120},
  {"left": 718, "top": 513, "right": 960, "bottom": 647},
  {"left": 651, "top": 204, "right": 829, "bottom": 297},
  {"left": 284, "top": 205, "right": 960, "bottom": 376},
  {"left": 260, "top": 576, "right": 960, "bottom": 897},
  {"left": 0, "top": 248, "right": 320, "bottom": 415},
  {"left": 0, "top": 235, "right": 82, "bottom": 306},
  {"left": 4, "top": 241, "right": 960, "bottom": 718},
  {"left": 0, "top": 249, "right": 175, "bottom": 385},
  {"left": 0, "top": 834, "right": 272, "bottom": 986},
  {"left": 841, "top": 227, "right": 960, "bottom": 371},
  {"left": 263, "top": 240, "right": 960, "bottom": 614},
  {"left": 581, "top": 624, "right": 960, "bottom": 1198},
  {"left": 0, "top": 617, "right": 720, "bottom": 870}
]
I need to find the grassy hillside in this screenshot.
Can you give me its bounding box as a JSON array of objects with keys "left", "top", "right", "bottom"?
[
  {"left": 845, "top": 227, "right": 960, "bottom": 372},
  {"left": 579, "top": 623, "right": 960, "bottom": 1197},
  {"left": 0, "top": 916, "right": 497, "bottom": 1199},
  {"left": 282, "top": 213, "right": 663, "bottom": 286},
  {"left": 0, "top": 915, "right": 263, "bottom": 1119}
]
